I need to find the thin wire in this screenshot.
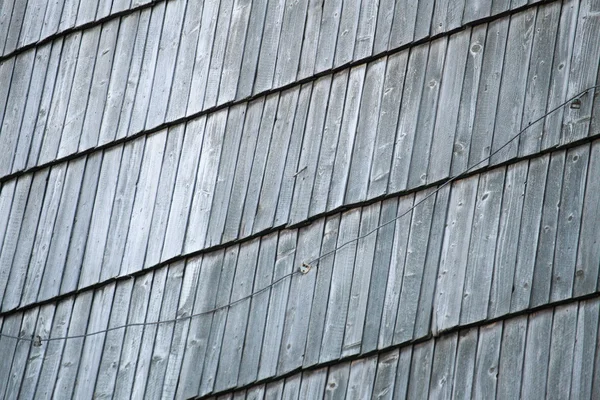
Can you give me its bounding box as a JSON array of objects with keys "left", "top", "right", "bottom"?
[{"left": 0, "top": 85, "right": 596, "bottom": 345}]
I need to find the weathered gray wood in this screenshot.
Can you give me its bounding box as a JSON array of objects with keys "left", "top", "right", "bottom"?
[
  {"left": 278, "top": 220, "right": 324, "bottom": 373},
  {"left": 342, "top": 203, "right": 379, "bottom": 356},
  {"left": 162, "top": 117, "right": 206, "bottom": 260},
  {"left": 570, "top": 299, "right": 599, "bottom": 399},
  {"left": 496, "top": 315, "right": 527, "bottom": 399},
  {"left": 463, "top": 0, "right": 492, "bottom": 23},
  {"left": 372, "top": 349, "right": 399, "bottom": 400},
  {"left": 345, "top": 58, "right": 385, "bottom": 205},
  {"left": 314, "top": 0, "right": 342, "bottom": 72},
  {"left": 236, "top": 0, "right": 268, "bottom": 99},
  {"left": 253, "top": 0, "right": 285, "bottom": 94},
  {"left": 378, "top": 195, "right": 413, "bottom": 348},
  {"left": 184, "top": 110, "right": 227, "bottom": 253},
  {"left": 389, "top": 0, "right": 418, "bottom": 48},
  {"left": 0, "top": 56, "right": 14, "bottom": 138},
  {"left": 238, "top": 232, "right": 278, "bottom": 385},
  {"left": 574, "top": 140, "right": 600, "bottom": 296},
  {"left": 297, "top": 0, "right": 322, "bottom": 80},
  {"left": 333, "top": 1, "right": 360, "bottom": 66},
  {"left": 413, "top": 0, "right": 435, "bottom": 41},
  {"left": 215, "top": 240, "right": 259, "bottom": 391},
  {"left": 510, "top": 155, "right": 548, "bottom": 312},
  {"left": 290, "top": 76, "right": 331, "bottom": 224},
  {"left": 518, "top": 2, "right": 560, "bottom": 157},
  {"left": 451, "top": 327, "right": 478, "bottom": 399},
  {"left": 393, "top": 345, "right": 413, "bottom": 399},
  {"left": 467, "top": 18, "right": 508, "bottom": 170},
  {"left": 346, "top": 356, "right": 378, "bottom": 399},
  {"left": 428, "top": 30, "right": 469, "bottom": 183},
  {"left": 530, "top": 151, "right": 565, "bottom": 307},
  {"left": 282, "top": 374, "right": 301, "bottom": 400},
  {"left": 3, "top": 0, "right": 26, "bottom": 54},
  {"left": 406, "top": 340, "right": 434, "bottom": 399},
  {"left": 520, "top": 309, "right": 552, "bottom": 399},
  {"left": 428, "top": 333, "right": 458, "bottom": 400},
  {"left": 0, "top": 314, "right": 24, "bottom": 399},
  {"left": 488, "top": 162, "right": 527, "bottom": 319},
  {"left": 545, "top": 303, "right": 578, "bottom": 400},
  {"left": 551, "top": 145, "right": 589, "bottom": 302},
  {"left": 122, "top": 131, "right": 167, "bottom": 273},
  {"left": 95, "top": 0, "right": 113, "bottom": 20},
  {"left": 320, "top": 209, "right": 360, "bottom": 362},
  {"left": 0, "top": 0, "right": 16, "bottom": 54},
  {"left": 353, "top": 0, "right": 378, "bottom": 60},
  {"left": 258, "top": 230, "right": 297, "bottom": 380},
  {"left": 0, "top": 181, "right": 15, "bottom": 265},
  {"left": 490, "top": 9, "right": 536, "bottom": 165},
  {"left": 223, "top": 99, "right": 263, "bottom": 242},
  {"left": 432, "top": 0, "right": 465, "bottom": 36},
  {"left": 146, "top": 0, "right": 185, "bottom": 129},
  {"left": 299, "top": 368, "right": 328, "bottom": 399},
  {"left": 247, "top": 384, "right": 266, "bottom": 400},
  {"left": 324, "top": 362, "right": 350, "bottom": 400},
  {"left": 274, "top": 0, "right": 309, "bottom": 87},
  {"left": 75, "top": 0, "right": 97, "bottom": 25},
  {"left": 388, "top": 44, "right": 427, "bottom": 193},
  {"left": 3, "top": 308, "right": 38, "bottom": 400},
  {"left": 372, "top": 0, "right": 394, "bottom": 54},
  {"left": 112, "top": 0, "right": 131, "bottom": 13},
  {"left": 328, "top": 65, "right": 366, "bottom": 210},
  {"left": 460, "top": 168, "right": 504, "bottom": 325},
  {"left": 434, "top": 176, "right": 478, "bottom": 333},
  {"left": 304, "top": 215, "right": 340, "bottom": 367},
  {"left": 394, "top": 188, "right": 436, "bottom": 344},
  {"left": 368, "top": 51, "right": 408, "bottom": 198},
  {"left": 472, "top": 322, "right": 502, "bottom": 399}
]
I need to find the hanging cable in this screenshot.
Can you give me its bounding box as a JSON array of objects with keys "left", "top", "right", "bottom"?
[{"left": 0, "top": 85, "right": 596, "bottom": 345}]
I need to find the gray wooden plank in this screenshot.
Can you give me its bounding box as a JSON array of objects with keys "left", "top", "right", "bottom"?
[
  {"left": 451, "top": 327, "right": 478, "bottom": 399},
  {"left": 0, "top": 313, "right": 24, "bottom": 398},
  {"left": 299, "top": 368, "right": 328, "bottom": 399},
  {"left": 162, "top": 117, "right": 205, "bottom": 261},
  {"left": 472, "top": 322, "right": 502, "bottom": 400},
  {"left": 281, "top": 368, "right": 301, "bottom": 400},
  {"left": 510, "top": 155, "right": 549, "bottom": 312},
  {"left": 95, "top": 0, "right": 113, "bottom": 20},
  {"left": 144, "top": 263, "right": 184, "bottom": 400},
  {"left": 431, "top": 0, "right": 465, "bottom": 36},
  {"left": 238, "top": 232, "right": 278, "bottom": 385},
  {"left": 235, "top": 0, "right": 268, "bottom": 100},
  {"left": 428, "top": 333, "right": 458, "bottom": 400},
  {"left": 378, "top": 195, "right": 413, "bottom": 348},
  {"left": 57, "top": 25, "right": 101, "bottom": 158},
  {"left": 273, "top": 0, "right": 309, "bottom": 87},
  {"left": 413, "top": 0, "right": 435, "bottom": 40},
  {"left": 79, "top": 146, "right": 123, "bottom": 288},
  {"left": 128, "top": 2, "right": 165, "bottom": 135},
  {"left": 551, "top": 144, "right": 589, "bottom": 302},
  {"left": 428, "top": 30, "right": 469, "bottom": 183},
  {"left": 324, "top": 363, "right": 350, "bottom": 400},
  {"left": 258, "top": 229, "right": 297, "bottom": 380},
  {"left": 490, "top": 9, "right": 536, "bottom": 165},
  {"left": 3, "top": 308, "right": 38, "bottom": 400},
  {"left": 346, "top": 356, "right": 378, "bottom": 399},
  {"left": 199, "top": 246, "right": 238, "bottom": 396},
  {"left": 184, "top": 110, "right": 227, "bottom": 253},
  {"left": 496, "top": 315, "right": 527, "bottom": 400},
  {"left": 394, "top": 188, "right": 436, "bottom": 344},
  {"left": 372, "top": 0, "right": 394, "bottom": 54},
  {"left": 0, "top": 57, "right": 14, "bottom": 132},
  {"left": 408, "top": 37, "right": 447, "bottom": 188},
  {"left": 278, "top": 220, "right": 324, "bottom": 373},
  {"left": 345, "top": 58, "right": 385, "bottom": 205},
  {"left": 434, "top": 176, "right": 478, "bottom": 333},
  {"left": 144, "top": 125, "right": 185, "bottom": 267},
  {"left": 488, "top": 162, "right": 527, "bottom": 319},
  {"left": 372, "top": 349, "right": 399, "bottom": 400},
  {"left": 145, "top": 0, "right": 186, "bottom": 129},
  {"left": 203, "top": 0, "right": 234, "bottom": 109},
  {"left": 545, "top": 303, "right": 578, "bottom": 400},
  {"left": 3, "top": 0, "right": 27, "bottom": 54},
  {"left": 112, "top": 0, "right": 131, "bottom": 13},
  {"left": 290, "top": 76, "right": 332, "bottom": 224},
  {"left": 518, "top": 2, "right": 561, "bottom": 157},
  {"left": 75, "top": 0, "right": 97, "bottom": 25},
  {"left": 328, "top": 65, "right": 366, "bottom": 210},
  {"left": 320, "top": 208, "right": 361, "bottom": 362},
  {"left": 223, "top": 99, "right": 264, "bottom": 242},
  {"left": 333, "top": 0, "right": 360, "bottom": 66},
  {"left": 121, "top": 131, "right": 167, "bottom": 272},
  {"left": 215, "top": 239, "right": 259, "bottom": 391},
  {"left": 574, "top": 140, "right": 600, "bottom": 296},
  {"left": 206, "top": 104, "right": 247, "bottom": 247},
  {"left": 79, "top": 18, "right": 119, "bottom": 150},
  {"left": 463, "top": 0, "right": 492, "bottom": 24},
  {"left": 542, "top": 0, "right": 579, "bottom": 150},
  {"left": 39, "top": 0, "right": 65, "bottom": 38},
  {"left": 0, "top": 181, "right": 15, "bottom": 263},
  {"left": 265, "top": 380, "right": 284, "bottom": 400},
  {"left": 297, "top": 0, "right": 322, "bottom": 80},
  {"left": 388, "top": 44, "right": 428, "bottom": 193},
  {"left": 303, "top": 215, "right": 341, "bottom": 367},
  {"left": 93, "top": 279, "right": 134, "bottom": 399},
  {"left": 342, "top": 203, "right": 379, "bottom": 357},
  {"left": 0, "top": 0, "right": 16, "bottom": 54},
  {"left": 165, "top": 0, "right": 203, "bottom": 121},
  {"left": 353, "top": 0, "right": 379, "bottom": 60},
  {"left": 520, "top": 309, "right": 553, "bottom": 399},
  {"left": 467, "top": 18, "right": 508, "bottom": 170},
  {"left": 492, "top": 0, "right": 511, "bottom": 14},
  {"left": 368, "top": 51, "right": 408, "bottom": 198},
  {"left": 530, "top": 151, "right": 565, "bottom": 307},
  {"left": 388, "top": 0, "right": 418, "bottom": 48},
  {"left": 460, "top": 168, "right": 504, "bottom": 325},
  {"left": 71, "top": 284, "right": 116, "bottom": 399},
  {"left": 406, "top": 340, "right": 434, "bottom": 400},
  {"left": 247, "top": 384, "right": 266, "bottom": 400},
  {"left": 239, "top": 94, "right": 278, "bottom": 238},
  {"left": 314, "top": 0, "right": 342, "bottom": 73},
  {"left": 218, "top": 0, "right": 251, "bottom": 103},
  {"left": 309, "top": 71, "right": 348, "bottom": 216},
  {"left": 21, "top": 164, "right": 66, "bottom": 306},
  {"left": 115, "top": 8, "right": 151, "bottom": 141},
  {"left": 392, "top": 345, "right": 413, "bottom": 399},
  {"left": 3, "top": 169, "right": 48, "bottom": 311},
  {"left": 253, "top": 0, "right": 285, "bottom": 94},
  {"left": 570, "top": 299, "right": 600, "bottom": 400}
]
